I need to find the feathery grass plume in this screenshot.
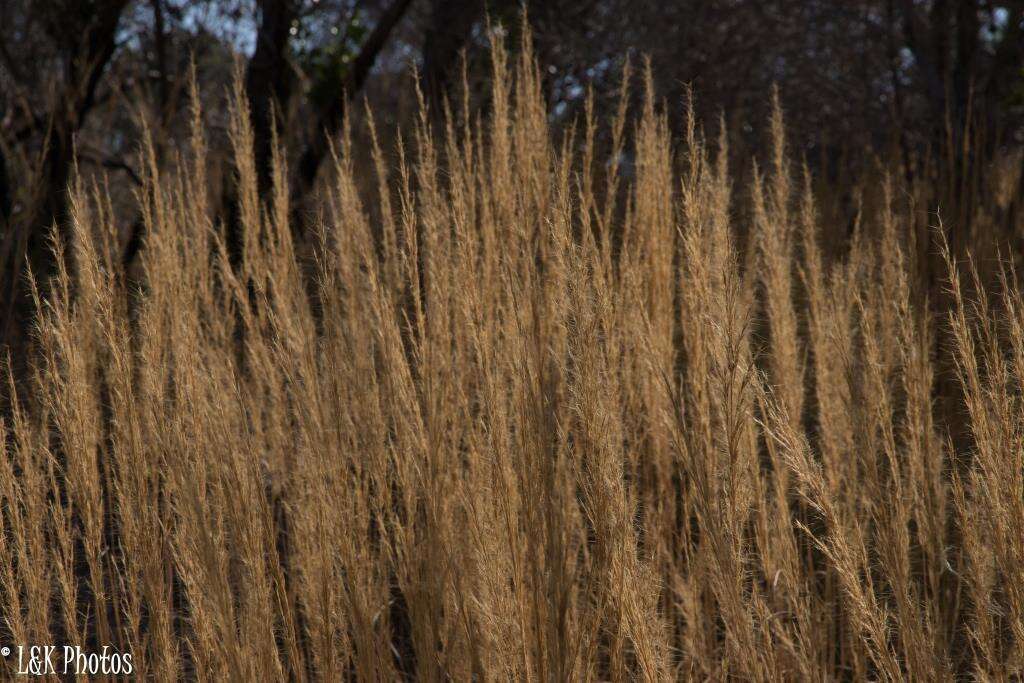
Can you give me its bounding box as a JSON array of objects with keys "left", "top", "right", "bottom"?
[{"left": 3, "top": 23, "right": 1024, "bottom": 682}]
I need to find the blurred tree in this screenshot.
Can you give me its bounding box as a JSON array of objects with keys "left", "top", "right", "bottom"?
[
  {"left": 294, "top": 0, "right": 414, "bottom": 198},
  {"left": 420, "top": 0, "right": 489, "bottom": 111},
  {"left": 0, "top": 0, "right": 131, "bottom": 360},
  {"left": 247, "top": 0, "right": 299, "bottom": 195}
]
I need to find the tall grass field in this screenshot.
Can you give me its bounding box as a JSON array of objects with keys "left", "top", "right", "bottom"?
[{"left": 2, "top": 33, "right": 1024, "bottom": 680}]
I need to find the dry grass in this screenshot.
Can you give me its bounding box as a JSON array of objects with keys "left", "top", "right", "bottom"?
[{"left": 2, "top": 33, "right": 1024, "bottom": 681}]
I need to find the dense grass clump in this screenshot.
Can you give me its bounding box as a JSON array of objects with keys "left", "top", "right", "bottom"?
[{"left": 2, "top": 34, "right": 1024, "bottom": 680}]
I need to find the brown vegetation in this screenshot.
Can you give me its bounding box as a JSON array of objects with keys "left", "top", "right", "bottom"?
[{"left": 2, "top": 33, "right": 1024, "bottom": 680}]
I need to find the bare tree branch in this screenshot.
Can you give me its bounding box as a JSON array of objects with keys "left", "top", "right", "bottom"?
[{"left": 295, "top": 0, "right": 415, "bottom": 198}]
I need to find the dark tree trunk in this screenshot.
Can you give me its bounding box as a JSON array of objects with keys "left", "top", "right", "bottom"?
[
  {"left": 421, "top": 0, "right": 487, "bottom": 112},
  {"left": 247, "top": 0, "right": 298, "bottom": 196},
  {"left": 221, "top": 0, "right": 298, "bottom": 268}
]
